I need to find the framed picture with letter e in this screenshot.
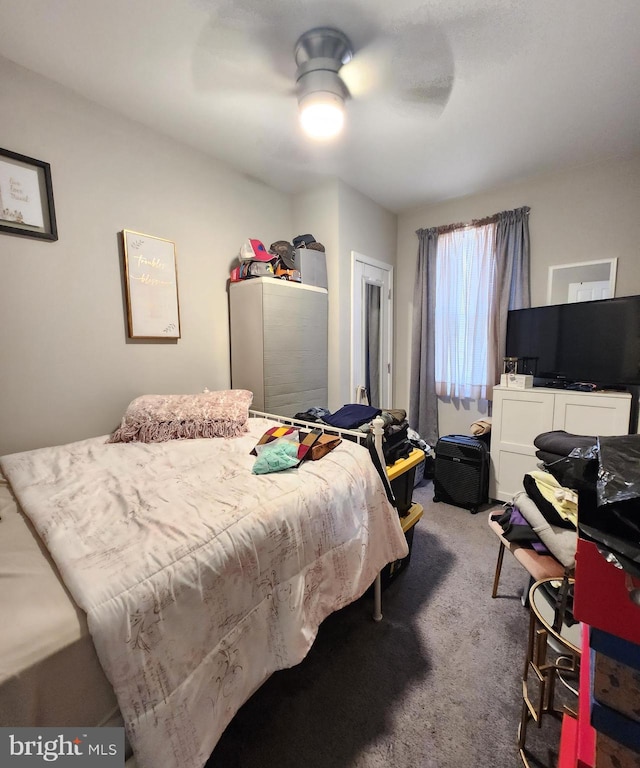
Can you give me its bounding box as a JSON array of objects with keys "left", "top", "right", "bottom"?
[
  {"left": 122, "top": 229, "right": 181, "bottom": 339},
  {"left": 0, "top": 147, "right": 58, "bottom": 240}
]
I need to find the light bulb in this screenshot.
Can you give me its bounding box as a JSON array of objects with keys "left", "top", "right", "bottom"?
[{"left": 299, "top": 93, "right": 345, "bottom": 140}]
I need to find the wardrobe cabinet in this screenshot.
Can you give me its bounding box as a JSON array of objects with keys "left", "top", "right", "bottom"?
[
  {"left": 489, "top": 385, "right": 632, "bottom": 502},
  {"left": 229, "top": 277, "right": 328, "bottom": 417}
]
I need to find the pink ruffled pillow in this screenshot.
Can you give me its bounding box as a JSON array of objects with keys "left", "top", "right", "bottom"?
[{"left": 108, "top": 390, "right": 253, "bottom": 443}]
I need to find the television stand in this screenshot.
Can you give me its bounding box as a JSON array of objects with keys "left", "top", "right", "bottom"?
[{"left": 489, "top": 386, "right": 632, "bottom": 503}]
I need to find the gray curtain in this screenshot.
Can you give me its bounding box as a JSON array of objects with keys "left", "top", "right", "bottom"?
[
  {"left": 409, "top": 227, "right": 439, "bottom": 446},
  {"left": 491, "top": 206, "right": 531, "bottom": 383}
]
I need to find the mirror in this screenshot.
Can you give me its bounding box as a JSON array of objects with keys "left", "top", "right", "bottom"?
[
  {"left": 365, "top": 282, "right": 382, "bottom": 407},
  {"left": 547, "top": 258, "right": 617, "bottom": 305}
]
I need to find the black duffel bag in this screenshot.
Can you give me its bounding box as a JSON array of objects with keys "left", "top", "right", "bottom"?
[{"left": 383, "top": 420, "right": 412, "bottom": 465}]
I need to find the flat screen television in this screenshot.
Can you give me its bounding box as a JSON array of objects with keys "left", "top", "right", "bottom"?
[{"left": 505, "top": 295, "right": 640, "bottom": 388}]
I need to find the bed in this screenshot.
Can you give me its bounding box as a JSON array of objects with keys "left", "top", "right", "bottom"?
[{"left": 0, "top": 403, "right": 408, "bottom": 768}]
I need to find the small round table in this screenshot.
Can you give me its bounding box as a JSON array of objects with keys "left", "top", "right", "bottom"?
[{"left": 518, "top": 576, "right": 580, "bottom": 767}]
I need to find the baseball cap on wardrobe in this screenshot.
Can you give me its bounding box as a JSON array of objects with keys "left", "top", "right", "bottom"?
[{"left": 239, "top": 239, "right": 272, "bottom": 262}]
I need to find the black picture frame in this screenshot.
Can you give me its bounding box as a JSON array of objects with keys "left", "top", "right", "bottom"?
[{"left": 0, "top": 147, "right": 58, "bottom": 241}]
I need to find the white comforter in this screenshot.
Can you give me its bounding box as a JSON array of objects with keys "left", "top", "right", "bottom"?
[{"left": 0, "top": 419, "right": 408, "bottom": 768}]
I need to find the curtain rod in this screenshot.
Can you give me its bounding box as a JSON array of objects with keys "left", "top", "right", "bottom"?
[
  {"left": 433, "top": 213, "right": 499, "bottom": 235},
  {"left": 419, "top": 206, "right": 530, "bottom": 236}
]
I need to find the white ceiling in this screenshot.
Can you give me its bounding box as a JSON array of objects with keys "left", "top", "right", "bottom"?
[{"left": 1, "top": 0, "right": 639, "bottom": 212}]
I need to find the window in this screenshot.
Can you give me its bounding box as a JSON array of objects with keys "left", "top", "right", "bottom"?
[{"left": 434, "top": 222, "right": 496, "bottom": 400}]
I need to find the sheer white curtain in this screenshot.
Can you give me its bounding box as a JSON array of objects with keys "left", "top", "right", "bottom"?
[{"left": 434, "top": 222, "right": 497, "bottom": 400}]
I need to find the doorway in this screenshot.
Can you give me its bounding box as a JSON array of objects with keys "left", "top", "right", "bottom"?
[{"left": 351, "top": 251, "right": 393, "bottom": 409}]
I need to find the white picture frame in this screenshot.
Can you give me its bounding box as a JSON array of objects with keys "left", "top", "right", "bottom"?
[{"left": 547, "top": 258, "right": 617, "bottom": 305}]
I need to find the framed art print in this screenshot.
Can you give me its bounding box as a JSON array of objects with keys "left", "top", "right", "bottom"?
[
  {"left": 0, "top": 147, "right": 58, "bottom": 241},
  {"left": 122, "top": 229, "right": 181, "bottom": 339}
]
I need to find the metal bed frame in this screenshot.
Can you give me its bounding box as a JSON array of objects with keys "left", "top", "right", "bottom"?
[{"left": 249, "top": 410, "right": 389, "bottom": 621}]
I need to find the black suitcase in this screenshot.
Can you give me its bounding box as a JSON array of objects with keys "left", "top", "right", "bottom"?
[{"left": 433, "top": 434, "right": 489, "bottom": 514}]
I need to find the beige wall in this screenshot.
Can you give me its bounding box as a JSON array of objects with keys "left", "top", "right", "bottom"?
[
  {"left": 293, "top": 179, "right": 397, "bottom": 410},
  {"left": 396, "top": 153, "right": 640, "bottom": 437},
  {"left": 0, "top": 58, "right": 291, "bottom": 455}
]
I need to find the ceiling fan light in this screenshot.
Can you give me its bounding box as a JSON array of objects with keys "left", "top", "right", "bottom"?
[{"left": 299, "top": 92, "right": 345, "bottom": 140}]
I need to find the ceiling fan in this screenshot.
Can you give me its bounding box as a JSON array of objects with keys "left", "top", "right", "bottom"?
[
  {"left": 193, "top": 4, "right": 455, "bottom": 142},
  {"left": 294, "top": 27, "right": 353, "bottom": 140},
  {"left": 295, "top": 23, "right": 455, "bottom": 140}
]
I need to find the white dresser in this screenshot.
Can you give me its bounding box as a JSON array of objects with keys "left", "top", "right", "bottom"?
[
  {"left": 489, "top": 385, "right": 632, "bottom": 502},
  {"left": 229, "top": 277, "right": 328, "bottom": 417}
]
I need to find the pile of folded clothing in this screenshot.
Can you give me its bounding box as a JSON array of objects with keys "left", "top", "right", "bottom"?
[
  {"left": 493, "top": 429, "right": 640, "bottom": 619},
  {"left": 533, "top": 429, "right": 597, "bottom": 467},
  {"left": 491, "top": 473, "right": 578, "bottom": 570},
  {"left": 491, "top": 429, "right": 587, "bottom": 570},
  {"left": 294, "top": 404, "right": 412, "bottom": 464},
  {"left": 533, "top": 431, "right": 640, "bottom": 580}
]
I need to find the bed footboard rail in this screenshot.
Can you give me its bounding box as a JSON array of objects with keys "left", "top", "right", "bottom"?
[
  {"left": 248, "top": 410, "right": 385, "bottom": 458},
  {"left": 248, "top": 410, "right": 388, "bottom": 621}
]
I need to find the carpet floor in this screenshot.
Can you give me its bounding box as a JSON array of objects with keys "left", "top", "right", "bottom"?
[{"left": 207, "top": 481, "right": 571, "bottom": 768}]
